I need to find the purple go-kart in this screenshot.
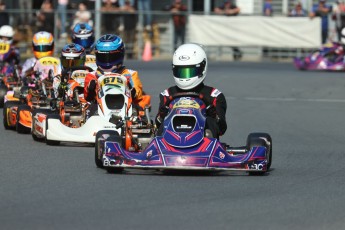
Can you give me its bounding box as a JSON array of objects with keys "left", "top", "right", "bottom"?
[{"left": 293, "top": 42, "right": 345, "bottom": 71}]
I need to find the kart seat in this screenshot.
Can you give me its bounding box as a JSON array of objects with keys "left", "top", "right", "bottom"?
[{"left": 64, "top": 100, "right": 82, "bottom": 113}]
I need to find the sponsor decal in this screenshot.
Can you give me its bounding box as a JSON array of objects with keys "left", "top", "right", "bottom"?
[
  {"left": 219, "top": 152, "right": 225, "bottom": 159},
  {"left": 146, "top": 150, "right": 153, "bottom": 159},
  {"left": 211, "top": 89, "right": 221, "bottom": 97},
  {"left": 179, "top": 55, "right": 190, "bottom": 61},
  {"left": 161, "top": 89, "right": 170, "bottom": 97},
  {"left": 250, "top": 163, "right": 264, "bottom": 170}
]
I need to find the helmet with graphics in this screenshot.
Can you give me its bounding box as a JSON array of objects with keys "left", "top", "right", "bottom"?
[
  {"left": 32, "top": 31, "right": 54, "bottom": 59},
  {"left": 94, "top": 34, "right": 125, "bottom": 72},
  {"left": 72, "top": 23, "right": 95, "bottom": 52},
  {"left": 0, "top": 25, "right": 15, "bottom": 44},
  {"left": 60, "top": 43, "right": 86, "bottom": 70},
  {"left": 172, "top": 43, "right": 207, "bottom": 90}
]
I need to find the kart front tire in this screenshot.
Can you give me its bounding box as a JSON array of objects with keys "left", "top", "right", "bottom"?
[
  {"left": 16, "top": 105, "right": 32, "bottom": 134},
  {"left": 95, "top": 130, "right": 122, "bottom": 169},
  {"left": 3, "top": 101, "right": 20, "bottom": 130},
  {"left": 247, "top": 132, "right": 272, "bottom": 175},
  {"left": 45, "top": 114, "right": 61, "bottom": 146}
]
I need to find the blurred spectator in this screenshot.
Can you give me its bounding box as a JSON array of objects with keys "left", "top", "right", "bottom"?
[
  {"left": 0, "top": 1, "right": 9, "bottom": 27},
  {"left": 36, "top": 0, "right": 55, "bottom": 35},
  {"left": 168, "top": 0, "right": 187, "bottom": 50},
  {"left": 310, "top": 0, "right": 332, "bottom": 44},
  {"left": 214, "top": 0, "right": 240, "bottom": 16},
  {"left": 121, "top": 0, "right": 138, "bottom": 59},
  {"left": 263, "top": 0, "right": 273, "bottom": 16},
  {"left": 289, "top": 2, "right": 307, "bottom": 17},
  {"left": 137, "top": 0, "right": 152, "bottom": 30},
  {"left": 101, "top": 0, "right": 121, "bottom": 34},
  {"left": 71, "top": 1, "right": 93, "bottom": 30},
  {"left": 214, "top": 1, "right": 242, "bottom": 61},
  {"left": 332, "top": 0, "right": 345, "bottom": 41},
  {"left": 58, "top": 0, "right": 69, "bottom": 38},
  {"left": 19, "top": 0, "right": 33, "bottom": 26}
]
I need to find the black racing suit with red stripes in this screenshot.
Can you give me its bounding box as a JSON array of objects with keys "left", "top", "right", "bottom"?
[{"left": 155, "top": 83, "right": 227, "bottom": 139}]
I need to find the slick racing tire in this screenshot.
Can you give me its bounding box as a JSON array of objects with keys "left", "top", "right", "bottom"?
[
  {"left": 3, "top": 101, "right": 20, "bottom": 130},
  {"left": 95, "top": 130, "right": 123, "bottom": 171},
  {"left": 246, "top": 133, "right": 272, "bottom": 176},
  {"left": 0, "top": 84, "right": 8, "bottom": 108},
  {"left": 31, "top": 108, "right": 56, "bottom": 142},
  {"left": 45, "top": 114, "right": 61, "bottom": 146},
  {"left": 16, "top": 105, "right": 32, "bottom": 134}
]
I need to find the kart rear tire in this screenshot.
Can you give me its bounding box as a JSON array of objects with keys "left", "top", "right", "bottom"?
[
  {"left": 3, "top": 101, "right": 20, "bottom": 130},
  {"left": 45, "top": 114, "right": 61, "bottom": 146},
  {"left": 16, "top": 105, "right": 32, "bottom": 134},
  {"left": 247, "top": 132, "right": 272, "bottom": 176},
  {"left": 0, "top": 84, "right": 8, "bottom": 108},
  {"left": 95, "top": 130, "right": 122, "bottom": 169}
]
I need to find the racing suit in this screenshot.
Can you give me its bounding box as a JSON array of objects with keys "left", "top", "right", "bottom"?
[
  {"left": 155, "top": 83, "right": 227, "bottom": 139},
  {"left": 20, "top": 57, "right": 37, "bottom": 85},
  {"left": 0, "top": 45, "right": 20, "bottom": 75}
]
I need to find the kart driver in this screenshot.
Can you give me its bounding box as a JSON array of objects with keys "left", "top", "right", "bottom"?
[
  {"left": 71, "top": 22, "right": 95, "bottom": 54},
  {"left": 71, "top": 23, "right": 97, "bottom": 71},
  {"left": 54, "top": 43, "right": 92, "bottom": 99},
  {"left": 155, "top": 43, "right": 227, "bottom": 139},
  {"left": 21, "top": 31, "right": 54, "bottom": 83},
  {"left": 0, "top": 25, "right": 20, "bottom": 67},
  {"left": 84, "top": 34, "right": 149, "bottom": 109}
]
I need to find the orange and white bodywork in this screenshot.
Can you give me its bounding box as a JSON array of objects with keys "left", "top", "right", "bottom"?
[{"left": 45, "top": 73, "right": 133, "bottom": 144}]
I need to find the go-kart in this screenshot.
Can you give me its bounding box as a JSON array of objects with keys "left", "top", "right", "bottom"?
[
  {"left": 99, "top": 92, "right": 272, "bottom": 175},
  {"left": 44, "top": 73, "right": 153, "bottom": 146},
  {"left": 31, "top": 67, "right": 92, "bottom": 142},
  {"left": 2, "top": 56, "right": 60, "bottom": 133},
  {"left": 293, "top": 42, "right": 345, "bottom": 71}
]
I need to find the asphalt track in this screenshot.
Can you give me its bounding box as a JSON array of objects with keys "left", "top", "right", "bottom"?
[{"left": 1, "top": 60, "right": 345, "bottom": 230}]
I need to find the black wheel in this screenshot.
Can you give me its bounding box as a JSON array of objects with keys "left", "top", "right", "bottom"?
[
  {"left": 45, "top": 114, "right": 61, "bottom": 146},
  {"left": 95, "top": 130, "right": 122, "bottom": 169},
  {"left": 3, "top": 101, "right": 20, "bottom": 130},
  {"left": 16, "top": 105, "right": 32, "bottom": 134},
  {"left": 31, "top": 108, "right": 55, "bottom": 142},
  {"left": 246, "top": 132, "right": 272, "bottom": 175},
  {"left": 0, "top": 84, "right": 8, "bottom": 108}
]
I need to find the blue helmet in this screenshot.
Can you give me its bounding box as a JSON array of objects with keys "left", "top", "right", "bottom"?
[
  {"left": 72, "top": 23, "right": 95, "bottom": 52},
  {"left": 95, "top": 34, "right": 125, "bottom": 72},
  {"left": 60, "top": 43, "right": 86, "bottom": 70}
]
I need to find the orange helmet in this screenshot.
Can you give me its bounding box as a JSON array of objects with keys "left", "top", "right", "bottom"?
[{"left": 32, "top": 31, "right": 54, "bottom": 59}]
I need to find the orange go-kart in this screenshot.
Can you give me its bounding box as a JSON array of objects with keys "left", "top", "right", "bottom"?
[
  {"left": 3, "top": 56, "right": 60, "bottom": 133},
  {"left": 31, "top": 67, "right": 93, "bottom": 142}
]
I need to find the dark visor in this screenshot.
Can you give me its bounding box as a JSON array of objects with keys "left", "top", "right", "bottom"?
[
  {"left": 173, "top": 63, "right": 205, "bottom": 79},
  {"left": 61, "top": 58, "right": 85, "bottom": 69},
  {"left": 33, "top": 44, "right": 54, "bottom": 52},
  {"left": 95, "top": 51, "right": 124, "bottom": 66}
]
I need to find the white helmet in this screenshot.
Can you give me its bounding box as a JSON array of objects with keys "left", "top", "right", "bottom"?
[
  {"left": 341, "top": 27, "right": 345, "bottom": 45},
  {"left": 0, "top": 25, "right": 15, "bottom": 44},
  {"left": 172, "top": 43, "right": 207, "bottom": 90}
]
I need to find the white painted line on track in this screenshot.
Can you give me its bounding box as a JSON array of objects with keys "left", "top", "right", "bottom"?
[{"left": 227, "top": 97, "right": 345, "bottom": 103}]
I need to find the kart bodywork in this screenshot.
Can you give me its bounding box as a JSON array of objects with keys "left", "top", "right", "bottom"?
[
  {"left": 44, "top": 73, "right": 143, "bottom": 145},
  {"left": 100, "top": 94, "right": 272, "bottom": 175}
]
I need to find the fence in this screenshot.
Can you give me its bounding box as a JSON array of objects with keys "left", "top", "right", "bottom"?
[{"left": 3, "top": 9, "right": 326, "bottom": 61}]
